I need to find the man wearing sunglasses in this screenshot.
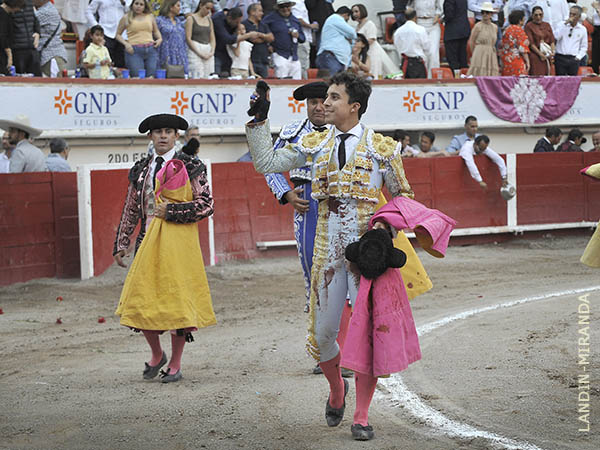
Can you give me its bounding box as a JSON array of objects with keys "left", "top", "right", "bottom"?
[{"left": 554, "top": 5, "right": 587, "bottom": 75}]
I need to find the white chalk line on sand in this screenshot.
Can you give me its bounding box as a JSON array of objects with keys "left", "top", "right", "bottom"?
[{"left": 378, "top": 285, "right": 600, "bottom": 450}]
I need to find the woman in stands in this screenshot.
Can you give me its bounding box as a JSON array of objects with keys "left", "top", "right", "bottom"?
[
  {"left": 115, "top": 0, "right": 162, "bottom": 77},
  {"left": 351, "top": 3, "right": 398, "bottom": 78},
  {"left": 500, "top": 9, "right": 530, "bottom": 76},
  {"left": 185, "top": 0, "right": 215, "bottom": 78},
  {"left": 156, "top": 0, "right": 188, "bottom": 77},
  {"left": 525, "top": 6, "right": 555, "bottom": 76},
  {"left": 350, "top": 33, "right": 372, "bottom": 78},
  {"left": 467, "top": 2, "right": 499, "bottom": 76}
]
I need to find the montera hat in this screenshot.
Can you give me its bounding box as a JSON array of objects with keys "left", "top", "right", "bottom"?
[
  {"left": 293, "top": 81, "right": 329, "bottom": 101},
  {"left": 345, "top": 228, "right": 407, "bottom": 280},
  {"left": 138, "top": 114, "right": 189, "bottom": 134},
  {"left": 0, "top": 114, "right": 42, "bottom": 137},
  {"left": 480, "top": 2, "right": 497, "bottom": 13}
]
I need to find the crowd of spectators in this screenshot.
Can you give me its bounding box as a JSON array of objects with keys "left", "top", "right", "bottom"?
[{"left": 3, "top": 0, "right": 600, "bottom": 79}]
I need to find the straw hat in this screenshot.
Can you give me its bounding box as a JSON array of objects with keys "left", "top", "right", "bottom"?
[
  {"left": 0, "top": 114, "right": 42, "bottom": 137},
  {"left": 276, "top": 0, "right": 296, "bottom": 6},
  {"left": 480, "top": 2, "right": 497, "bottom": 13}
]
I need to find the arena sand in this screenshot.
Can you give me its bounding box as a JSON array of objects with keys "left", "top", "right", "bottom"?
[{"left": 0, "top": 234, "right": 598, "bottom": 450}]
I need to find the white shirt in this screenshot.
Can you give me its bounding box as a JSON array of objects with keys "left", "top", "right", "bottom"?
[
  {"left": 393, "top": 20, "right": 430, "bottom": 59},
  {"left": 86, "top": 0, "right": 130, "bottom": 39},
  {"left": 0, "top": 152, "right": 9, "bottom": 173},
  {"left": 468, "top": 0, "right": 504, "bottom": 22},
  {"left": 591, "top": 8, "right": 600, "bottom": 26},
  {"left": 542, "top": 0, "right": 570, "bottom": 34},
  {"left": 459, "top": 140, "right": 507, "bottom": 183},
  {"left": 149, "top": 147, "right": 176, "bottom": 180},
  {"left": 227, "top": 40, "right": 254, "bottom": 70},
  {"left": 410, "top": 0, "right": 443, "bottom": 19},
  {"left": 555, "top": 21, "right": 588, "bottom": 60},
  {"left": 334, "top": 122, "right": 363, "bottom": 167},
  {"left": 292, "top": 1, "right": 312, "bottom": 45}
]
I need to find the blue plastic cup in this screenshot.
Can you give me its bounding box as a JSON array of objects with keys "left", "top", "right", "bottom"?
[
  {"left": 121, "top": 69, "right": 130, "bottom": 79},
  {"left": 155, "top": 69, "right": 166, "bottom": 79},
  {"left": 138, "top": 69, "right": 146, "bottom": 79}
]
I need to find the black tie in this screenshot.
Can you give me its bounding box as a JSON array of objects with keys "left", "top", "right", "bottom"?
[
  {"left": 153, "top": 156, "right": 164, "bottom": 189},
  {"left": 338, "top": 134, "right": 351, "bottom": 169},
  {"left": 313, "top": 126, "right": 327, "bottom": 132}
]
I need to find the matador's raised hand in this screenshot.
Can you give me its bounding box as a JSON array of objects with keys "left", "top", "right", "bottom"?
[{"left": 247, "top": 80, "right": 271, "bottom": 122}]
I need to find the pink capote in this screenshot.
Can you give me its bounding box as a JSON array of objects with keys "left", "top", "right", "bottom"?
[{"left": 341, "top": 197, "right": 456, "bottom": 377}]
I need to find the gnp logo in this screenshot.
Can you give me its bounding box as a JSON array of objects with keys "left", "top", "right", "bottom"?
[
  {"left": 402, "top": 89, "right": 466, "bottom": 115},
  {"left": 170, "top": 90, "right": 235, "bottom": 125},
  {"left": 54, "top": 89, "right": 117, "bottom": 115},
  {"left": 288, "top": 97, "right": 304, "bottom": 114}
]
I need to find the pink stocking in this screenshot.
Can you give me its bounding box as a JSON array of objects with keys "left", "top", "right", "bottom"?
[
  {"left": 168, "top": 333, "right": 186, "bottom": 373},
  {"left": 336, "top": 301, "right": 352, "bottom": 353},
  {"left": 353, "top": 371, "right": 378, "bottom": 426},
  {"left": 319, "top": 352, "right": 344, "bottom": 408},
  {"left": 142, "top": 330, "right": 163, "bottom": 366}
]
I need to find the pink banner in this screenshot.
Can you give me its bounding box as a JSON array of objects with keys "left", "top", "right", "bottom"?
[{"left": 475, "top": 76, "right": 581, "bottom": 124}]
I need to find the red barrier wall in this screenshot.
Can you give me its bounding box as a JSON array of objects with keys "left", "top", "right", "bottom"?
[
  {"left": 2, "top": 153, "right": 599, "bottom": 286},
  {"left": 0, "top": 172, "right": 79, "bottom": 286}
]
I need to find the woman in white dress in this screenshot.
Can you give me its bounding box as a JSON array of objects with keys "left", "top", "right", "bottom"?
[{"left": 351, "top": 3, "right": 399, "bottom": 79}]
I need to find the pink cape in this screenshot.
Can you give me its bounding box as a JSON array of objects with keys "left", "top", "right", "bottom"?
[{"left": 341, "top": 197, "right": 456, "bottom": 377}]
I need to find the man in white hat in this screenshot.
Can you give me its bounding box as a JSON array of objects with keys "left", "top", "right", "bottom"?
[{"left": 0, "top": 115, "right": 45, "bottom": 173}]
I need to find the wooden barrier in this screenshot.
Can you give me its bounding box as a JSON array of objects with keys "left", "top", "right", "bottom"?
[{"left": 1, "top": 153, "right": 599, "bottom": 286}]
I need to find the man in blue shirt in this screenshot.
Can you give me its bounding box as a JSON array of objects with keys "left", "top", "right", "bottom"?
[
  {"left": 316, "top": 6, "right": 356, "bottom": 76},
  {"left": 243, "top": 2, "right": 275, "bottom": 78},
  {"left": 213, "top": 7, "right": 260, "bottom": 75},
  {"left": 262, "top": 0, "right": 305, "bottom": 79},
  {"left": 446, "top": 115, "right": 480, "bottom": 154},
  {"left": 45, "top": 138, "right": 72, "bottom": 172}
]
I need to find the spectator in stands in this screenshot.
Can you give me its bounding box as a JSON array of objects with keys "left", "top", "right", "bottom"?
[
  {"left": 186, "top": 0, "right": 216, "bottom": 79},
  {"left": 243, "top": 2, "right": 274, "bottom": 78},
  {"left": 556, "top": 128, "right": 586, "bottom": 152},
  {"left": 86, "top": 0, "right": 128, "bottom": 69},
  {"left": 225, "top": 0, "right": 260, "bottom": 21},
  {"left": 315, "top": 6, "right": 354, "bottom": 76},
  {"left": 116, "top": 0, "right": 163, "bottom": 78},
  {"left": 467, "top": 2, "right": 499, "bottom": 76},
  {"left": 292, "top": 0, "right": 316, "bottom": 79},
  {"left": 263, "top": 1, "right": 305, "bottom": 79},
  {"left": 447, "top": 115, "right": 479, "bottom": 153},
  {"left": 460, "top": 135, "right": 508, "bottom": 190},
  {"left": 185, "top": 125, "right": 200, "bottom": 144},
  {"left": 525, "top": 6, "right": 556, "bottom": 75},
  {"left": 83, "top": 25, "right": 113, "bottom": 79},
  {"left": 533, "top": 126, "right": 562, "bottom": 152},
  {"left": 468, "top": 0, "right": 503, "bottom": 24},
  {"left": 0, "top": 115, "right": 45, "bottom": 173},
  {"left": 0, "top": 0, "right": 25, "bottom": 76},
  {"left": 538, "top": 0, "right": 569, "bottom": 35},
  {"left": 226, "top": 23, "right": 255, "bottom": 77},
  {"left": 352, "top": 3, "right": 398, "bottom": 79},
  {"left": 0, "top": 131, "right": 15, "bottom": 173},
  {"left": 591, "top": 130, "right": 600, "bottom": 152},
  {"left": 393, "top": 8, "right": 429, "bottom": 79},
  {"left": 54, "top": 0, "right": 89, "bottom": 40},
  {"left": 213, "top": 7, "right": 257, "bottom": 75},
  {"left": 45, "top": 138, "right": 72, "bottom": 172},
  {"left": 157, "top": 0, "right": 189, "bottom": 76},
  {"left": 394, "top": 129, "right": 419, "bottom": 157},
  {"left": 392, "top": 0, "right": 409, "bottom": 28},
  {"left": 305, "top": 0, "right": 334, "bottom": 52},
  {"left": 415, "top": 131, "right": 449, "bottom": 157},
  {"left": 587, "top": 1, "right": 600, "bottom": 73},
  {"left": 443, "top": 0, "right": 470, "bottom": 73},
  {"left": 350, "top": 33, "right": 371, "bottom": 78},
  {"left": 10, "top": 0, "right": 40, "bottom": 75},
  {"left": 500, "top": 9, "right": 530, "bottom": 75},
  {"left": 33, "top": 0, "right": 67, "bottom": 77},
  {"left": 554, "top": 5, "right": 587, "bottom": 75},
  {"left": 411, "top": 0, "right": 442, "bottom": 78}
]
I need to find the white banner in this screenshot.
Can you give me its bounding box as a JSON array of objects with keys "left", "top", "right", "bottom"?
[{"left": 0, "top": 79, "right": 596, "bottom": 136}]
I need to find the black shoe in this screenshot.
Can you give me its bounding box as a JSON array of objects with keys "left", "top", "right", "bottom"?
[
  {"left": 142, "top": 351, "right": 167, "bottom": 380},
  {"left": 341, "top": 368, "right": 354, "bottom": 378},
  {"left": 351, "top": 424, "right": 375, "bottom": 441},
  {"left": 325, "top": 378, "right": 349, "bottom": 427},
  {"left": 312, "top": 365, "right": 323, "bottom": 375}
]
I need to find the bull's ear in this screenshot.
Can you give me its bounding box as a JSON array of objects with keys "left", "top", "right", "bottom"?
[
  {"left": 345, "top": 241, "right": 360, "bottom": 262},
  {"left": 388, "top": 248, "right": 407, "bottom": 268}
]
